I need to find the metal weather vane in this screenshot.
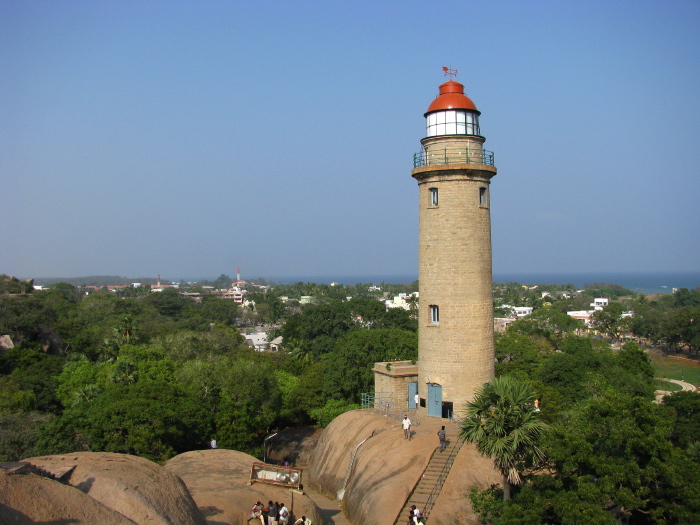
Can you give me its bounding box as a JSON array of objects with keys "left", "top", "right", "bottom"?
[{"left": 442, "top": 66, "right": 458, "bottom": 80}]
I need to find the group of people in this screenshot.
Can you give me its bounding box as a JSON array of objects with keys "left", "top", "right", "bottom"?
[{"left": 248, "top": 501, "right": 305, "bottom": 525}]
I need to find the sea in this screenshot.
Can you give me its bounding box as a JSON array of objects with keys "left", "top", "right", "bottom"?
[{"left": 259, "top": 271, "right": 700, "bottom": 296}]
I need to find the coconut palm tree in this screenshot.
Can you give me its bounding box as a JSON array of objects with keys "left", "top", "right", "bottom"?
[
  {"left": 460, "top": 375, "right": 546, "bottom": 500},
  {"left": 287, "top": 338, "right": 315, "bottom": 364},
  {"left": 110, "top": 360, "right": 139, "bottom": 385}
]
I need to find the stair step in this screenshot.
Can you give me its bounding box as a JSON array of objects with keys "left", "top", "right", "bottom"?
[{"left": 392, "top": 430, "right": 465, "bottom": 525}]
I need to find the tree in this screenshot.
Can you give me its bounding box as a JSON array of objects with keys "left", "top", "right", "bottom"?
[
  {"left": 109, "top": 360, "right": 139, "bottom": 385},
  {"left": 460, "top": 376, "right": 546, "bottom": 500},
  {"left": 0, "top": 295, "right": 57, "bottom": 348},
  {"left": 510, "top": 391, "right": 700, "bottom": 524},
  {"left": 287, "top": 338, "right": 315, "bottom": 364},
  {"left": 0, "top": 411, "right": 53, "bottom": 462},
  {"left": 591, "top": 302, "right": 627, "bottom": 340},
  {"left": 663, "top": 391, "right": 700, "bottom": 449},
  {"left": 40, "top": 380, "right": 212, "bottom": 461},
  {"left": 309, "top": 398, "right": 361, "bottom": 427},
  {"left": 495, "top": 332, "right": 553, "bottom": 380},
  {"left": 508, "top": 307, "right": 585, "bottom": 347},
  {"left": 322, "top": 328, "right": 417, "bottom": 402},
  {"left": 537, "top": 336, "right": 603, "bottom": 407}
]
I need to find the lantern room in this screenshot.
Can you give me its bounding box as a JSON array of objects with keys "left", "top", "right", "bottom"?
[{"left": 424, "top": 80, "right": 481, "bottom": 137}]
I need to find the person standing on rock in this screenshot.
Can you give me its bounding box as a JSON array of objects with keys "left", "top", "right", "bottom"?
[
  {"left": 437, "top": 425, "right": 447, "bottom": 452},
  {"left": 267, "top": 501, "right": 277, "bottom": 525},
  {"left": 278, "top": 502, "right": 289, "bottom": 525},
  {"left": 248, "top": 502, "right": 264, "bottom": 524},
  {"left": 402, "top": 415, "right": 412, "bottom": 440},
  {"left": 210, "top": 438, "right": 217, "bottom": 449}
]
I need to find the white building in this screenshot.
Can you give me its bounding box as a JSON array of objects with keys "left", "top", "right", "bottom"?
[
  {"left": 591, "top": 298, "right": 609, "bottom": 310},
  {"left": 385, "top": 292, "right": 419, "bottom": 311},
  {"left": 500, "top": 305, "right": 534, "bottom": 318}
]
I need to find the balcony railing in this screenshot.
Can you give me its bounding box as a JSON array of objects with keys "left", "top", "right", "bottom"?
[{"left": 413, "top": 148, "right": 495, "bottom": 168}]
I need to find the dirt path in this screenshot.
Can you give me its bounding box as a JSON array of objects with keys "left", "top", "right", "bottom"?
[
  {"left": 302, "top": 485, "right": 352, "bottom": 525},
  {"left": 655, "top": 377, "right": 697, "bottom": 402}
]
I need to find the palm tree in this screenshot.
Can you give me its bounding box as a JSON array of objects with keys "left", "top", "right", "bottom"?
[
  {"left": 287, "top": 338, "right": 315, "bottom": 364},
  {"left": 110, "top": 360, "right": 139, "bottom": 385},
  {"left": 460, "top": 376, "right": 546, "bottom": 500}
]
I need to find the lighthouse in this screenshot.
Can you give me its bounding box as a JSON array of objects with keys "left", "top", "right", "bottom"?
[{"left": 413, "top": 71, "right": 497, "bottom": 417}]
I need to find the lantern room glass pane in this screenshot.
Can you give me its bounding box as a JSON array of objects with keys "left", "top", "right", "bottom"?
[{"left": 426, "top": 110, "right": 481, "bottom": 137}]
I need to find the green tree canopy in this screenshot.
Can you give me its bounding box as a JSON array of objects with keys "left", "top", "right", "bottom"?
[
  {"left": 460, "top": 376, "right": 547, "bottom": 501},
  {"left": 322, "top": 328, "right": 417, "bottom": 402}
]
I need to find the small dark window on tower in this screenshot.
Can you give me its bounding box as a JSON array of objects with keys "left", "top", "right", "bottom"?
[
  {"left": 479, "top": 187, "right": 488, "bottom": 207},
  {"left": 429, "top": 188, "right": 438, "bottom": 207},
  {"left": 430, "top": 305, "right": 440, "bottom": 324}
]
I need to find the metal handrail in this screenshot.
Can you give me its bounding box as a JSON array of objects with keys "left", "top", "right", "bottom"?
[
  {"left": 337, "top": 425, "right": 393, "bottom": 500},
  {"left": 361, "top": 392, "right": 420, "bottom": 426},
  {"left": 413, "top": 148, "right": 495, "bottom": 168},
  {"left": 422, "top": 435, "right": 465, "bottom": 521}
]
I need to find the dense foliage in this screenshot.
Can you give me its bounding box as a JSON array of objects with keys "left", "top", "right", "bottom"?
[
  {"left": 3, "top": 274, "right": 700, "bottom": 522},
  {"left": 470, "top": 290, "right": 700, "bottom": 524},
  {"left": 0, "top": 276, "right": 417, "bottom": 462}
]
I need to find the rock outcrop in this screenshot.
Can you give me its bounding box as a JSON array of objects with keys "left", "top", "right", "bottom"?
[
  {"left": 23, "top": 452, "right": 207, "bottom": 524},
  {"left": 423, "top": 443, "right": 501, "bottom": 525},
  {"left": 308, "top": 410, "right": 500, "bottom": 525},
  {"left": 166, "top": 448, "right": 322, "bottom": 525},
  {"left": 0, "top": 467, "right": 136, "bottom": 524}
]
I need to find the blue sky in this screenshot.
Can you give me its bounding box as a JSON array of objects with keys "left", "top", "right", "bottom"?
[{"left": 2, "top": 0, "right": 699, "bottom": 281}]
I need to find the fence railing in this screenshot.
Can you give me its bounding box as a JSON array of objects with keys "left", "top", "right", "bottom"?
[
  {"left": 361, "top": 392, "right": 420, "bottom": 426},
  {"left": 413, "top": 148, "right": 495, "bottom": 168},
  {"left": 422, "top": 435, "right": 465, "bottom": 521}
]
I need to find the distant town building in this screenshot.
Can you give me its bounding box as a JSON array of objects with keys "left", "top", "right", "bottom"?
[
  {"left": 591, "top": 298, "right": 609, "bottom": 310},
  {"left": 385, "top": 292, "right": 419, "bottom": 311},
  {"left": 499, "top": 305, "right": 534, "bottom": 318}
]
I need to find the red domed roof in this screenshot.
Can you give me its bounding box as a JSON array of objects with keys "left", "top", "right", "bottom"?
[{"left": 426, "top": 80, "right": 479, "bottom": 115}]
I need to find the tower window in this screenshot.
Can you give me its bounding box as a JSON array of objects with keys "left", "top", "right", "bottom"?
[
  {"left": 430, "top": 305, "right": 440, "bottom": 324},
  {"left": 429, "top": 188, "right": 438, "bottom": 207},
  {"left": 479, "top": 187, "right": 489, "bottom": 207}
]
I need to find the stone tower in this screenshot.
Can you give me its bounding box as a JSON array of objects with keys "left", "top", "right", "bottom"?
[{"left": 413, "top": 76, "right": 497, "bottom": 418}]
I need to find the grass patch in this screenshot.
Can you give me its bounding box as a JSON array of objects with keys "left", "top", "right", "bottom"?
[
  {"left": 655, "top": 379, "right": 683, "bottom": 392},
  {"left": 650, "top": 352, "right": 700, "bottom": 385}
]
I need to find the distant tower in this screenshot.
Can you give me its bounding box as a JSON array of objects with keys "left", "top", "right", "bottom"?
[{"left": 413, "top": 70, "right": 497, "bottom": 417}]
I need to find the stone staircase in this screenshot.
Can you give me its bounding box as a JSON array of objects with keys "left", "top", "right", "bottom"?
[
  {"left": 394, "top": 425, "right": 463, "bottom": 524},
  {"left": 0, "top": 461, "right": 76, "bottom": 482}
]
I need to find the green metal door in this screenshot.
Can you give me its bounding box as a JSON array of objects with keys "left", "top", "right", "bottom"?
[{"left": 427, "top": 383, "right": 442, "bottom": 417}]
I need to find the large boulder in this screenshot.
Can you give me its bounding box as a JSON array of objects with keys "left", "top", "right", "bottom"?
[
  {"left": 308, "top": 410, "right": 430, "bottom": 525},
  {"left": 424, "top": 443, "right": 501, "bottom": 525},
  {"left": 0, "top": 467, "right": 135, "bottom": 524},
  {"left": 23, "top": 452, "right": 206, "bottom": 525},
  {"left": 266, "top": 426, "right": 323, "bottom": 467},
  {"left": 307, "top": 410, "right": 399, "bottom": 497},
  {"left": 166, "top": 449, "right": 322, "bottom": 525},
  {"left": 308, "top": 410, "right": 500, "bottom": 525}
]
